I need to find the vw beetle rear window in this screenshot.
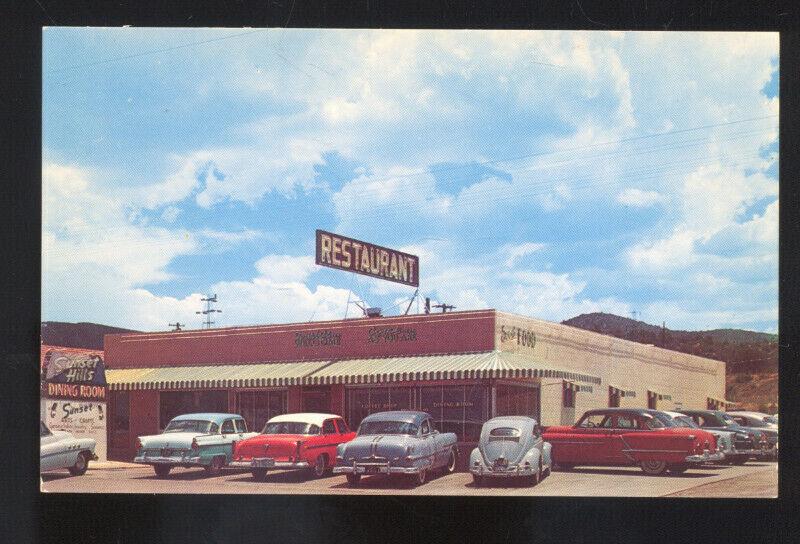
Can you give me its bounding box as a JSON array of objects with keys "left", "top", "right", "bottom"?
[{"left": 489, "top": 427, "right": 520, "bottom": 437}]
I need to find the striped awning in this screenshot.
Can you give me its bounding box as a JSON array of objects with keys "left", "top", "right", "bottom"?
[
  {"left": 707, "top": 396, "right": 737, "bottom": 406},
  {"left": 106, "top": 360, "right": 329, "bottom": 391},
  {"left": 609, "top": 385, "right": 637, "bottom": 398},
  {"left": 648, "top": 389, "right": 672, "bottom": 401},
  {"left": 302, "top": 351, "right": 601, "bottom": 385}
]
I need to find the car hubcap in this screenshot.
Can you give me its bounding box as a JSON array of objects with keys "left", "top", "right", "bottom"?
[
  {"left": 643, "top": 460, "right": 665, "bottom": 473},
  {"left": 448, "top": 452, "right": 456, "bottom": 471},
  {"left": 76, "top": 455, "right": 85, "bottom": 470},
  {"left": 315, "top": 457, "right": 325, "bottom": 476}
]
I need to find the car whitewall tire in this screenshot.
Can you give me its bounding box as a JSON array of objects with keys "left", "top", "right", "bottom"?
[
  {"left": 68, "top": 451, "right": 89, "bottom": 476},
  {"left": 640, "top": 459, "right": 668, "bottom": 475}
]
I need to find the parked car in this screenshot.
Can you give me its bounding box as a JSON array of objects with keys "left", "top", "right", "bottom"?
[
  {"left": 661, "top": 411, "right": 736, "bottom": 464},
  {"left": 679, "top": 409, "right": 771, "bottom": 463},
  {"left": 469, "top": 416, "right": 552, "bottom": 486},
  {"left": 542, "top": 408, "right": 722, "bottom": 475},
  {"left": 726, "top": 411, "right": 778, "bottom": 459},
  {"left": 229, "top": 413, "right": 356, "bottom": 480},
  {"left": 333, "top": 411, "right": 458, "bottom": 487},
  {"left": 40, "top": 420, "right": 98, "bottom": 476},
  {"left": 728, "top": 410, "right": 778, "bottom": 429},
  {"left": 133, "top": 413, "right": 258, "bottom": 477}
]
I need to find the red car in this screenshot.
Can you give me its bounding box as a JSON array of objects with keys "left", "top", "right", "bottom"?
[
  {"left": 229, "top": 413, "right": 356, "bottom": 480},
  {"left": 543, "top": 408, "right": 722, "bottom": 475}
]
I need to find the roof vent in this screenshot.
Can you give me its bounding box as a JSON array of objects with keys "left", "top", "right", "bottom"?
[{"left": 365, "top": 307, "right": 383, "bottom": 318}]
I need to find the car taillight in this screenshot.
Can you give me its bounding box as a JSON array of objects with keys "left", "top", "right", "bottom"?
[
  {"left": 191, "top": 438, "right": 199, "bottom": 450},
  {"left": 135, "top": 438, "right": 142, "bottom": 450}
]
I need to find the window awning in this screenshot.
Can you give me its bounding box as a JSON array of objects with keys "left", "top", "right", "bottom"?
[
  {"left": 106, "top": 360, "right": 330, "bottom": 391},
  {"left": 608, "top": 385, "right": 637, "bottom": 398},
  {"left": 648, "top": 389, "right": 672, "bottom": 401},
  {"left": 303, "top": 351, "right": 601, "bottom": 385},
  {"left": 707, "top": 396, "right": 737, "bottom": 406},
  {"left": 106, "top": 352, "right": 602, "bottom": 390}
]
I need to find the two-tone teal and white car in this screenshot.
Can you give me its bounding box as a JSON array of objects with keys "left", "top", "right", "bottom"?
[
  {"left": 40, "top": 420, "right": 98, "bottom": 476},
  {"left": 134, "top": 413, "right": 258, "bottom": 477}
]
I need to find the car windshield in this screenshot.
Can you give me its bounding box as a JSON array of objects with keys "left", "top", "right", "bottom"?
[
  {"left": 739, "top": 417, "right": 768, "bottom": 428},
  {"left": 358, "top": 420, "right": 419, "bottom": 436},
  {"left": 673, "top": 416, "right": 698, "bottom": 428},
  {"left": 164, "top": 419, "right": 214, "bottom": 433},
  {"left": 649, "top": 413, "right": 676, "bottom": 427},
  {"left": 719, "top": 414, "right": 738, "bottom": 426},
  {"left": 262, "top": 422, "right": 320, "bottom": 435}
]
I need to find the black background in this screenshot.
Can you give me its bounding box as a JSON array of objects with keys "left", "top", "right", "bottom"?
[{"left": 2, "top": 1, "right": 798, "bottom": 543}]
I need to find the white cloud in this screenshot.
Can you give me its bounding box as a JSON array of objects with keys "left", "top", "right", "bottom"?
[
  {"left": 616, "top": 188, "right": 664, "bottom": 207},
  {"left": 503, "top": 242, "right": 547, "bottom": 267}
]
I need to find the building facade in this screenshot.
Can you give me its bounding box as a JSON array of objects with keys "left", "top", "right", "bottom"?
[{"left": 103, "top": 310, "right": 727, "bottom": 462}]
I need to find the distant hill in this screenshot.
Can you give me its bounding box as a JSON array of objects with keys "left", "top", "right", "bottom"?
[
  {"left": 41, "top": 321, "right": 140, "bottom": 350},
  {"left": 562, "top": 313, "right": 777, "bottom": 374}
]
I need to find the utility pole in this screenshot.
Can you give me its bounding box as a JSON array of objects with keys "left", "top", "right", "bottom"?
[
  {"left": 424, "top": 297, "right": 431, "bottom": 314},
  {"left": 169, "top": 322, "right": 185, "bottom": 331},
  {"left": 433, "top": 302, "right": 456, "bottom": 313},
  {"left": 196, "top": 294, "right": 222, "bottom": 329}
]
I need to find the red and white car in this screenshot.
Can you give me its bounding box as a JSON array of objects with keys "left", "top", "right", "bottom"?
[{"left": 230, "top": 413, "right": 356, "bottom": 480}]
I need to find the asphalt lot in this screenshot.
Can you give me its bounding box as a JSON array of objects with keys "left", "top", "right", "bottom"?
[{"left": 41, "top": 460, "right": 778, "bottom": 497}]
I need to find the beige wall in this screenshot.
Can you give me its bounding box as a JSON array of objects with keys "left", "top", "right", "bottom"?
[{"left": 495, "top": 312, "right": 725, "bottom": 421}]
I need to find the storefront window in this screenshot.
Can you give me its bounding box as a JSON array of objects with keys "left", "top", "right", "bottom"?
[
  {"left": 236, "top": 390, "right": 287, "bottom": 432},
  {"left": 495, "top": 384, "right": 540, "bottom": 421},
  {"left": 110, "top": 391, "right": 129, "bottom": 431},
  {"left": 345, "top": 387, "right": 413, "bottom": 429},
  {"left": 159, "top": 390, "right": 228, "bottom": 429},
  {"left": 346, "top": 384, "right": 490, "bottom": 442},
  {"left": 418, "top": 384, "right": 489, "bottom": 443}
]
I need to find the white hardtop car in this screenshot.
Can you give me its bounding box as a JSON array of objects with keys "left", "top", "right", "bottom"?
[{"left": 40, "top": 420, "right": 98, "bottom": 476}]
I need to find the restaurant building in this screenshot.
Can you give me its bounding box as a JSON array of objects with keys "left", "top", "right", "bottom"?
[{"left": 103, "top": 309, "right": 728, "bottom": 462}]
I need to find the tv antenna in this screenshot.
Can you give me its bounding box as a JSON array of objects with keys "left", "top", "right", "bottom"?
[
  {"left": 433, "top": 302, "right": 456, "bottom": 313},
  {"left": 196, "top": 294, "right": 222, "bottom": 329},
  {"left": 169, "top": 322, "right": 185, "bottom": 331}
]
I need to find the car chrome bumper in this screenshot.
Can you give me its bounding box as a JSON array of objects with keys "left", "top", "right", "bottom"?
[
  {"left": 685, "top": 450, "right": 724, "bottom": 463},
  {"left": 228, "top": 458, "right": 310, "bottom": 470},
  {"left": 333, "top": 462, "right": 423, "bottom": 475},
  {"left": 470, "top": 465, "right": 536, "bottom": 477},
  {"left": 134, "top": 455, "right": 202, "bottom": 465}
]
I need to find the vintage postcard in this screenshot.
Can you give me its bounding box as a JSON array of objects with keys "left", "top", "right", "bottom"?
[{"left": 41, "top": 28, "right": 778, "bottom": 497}]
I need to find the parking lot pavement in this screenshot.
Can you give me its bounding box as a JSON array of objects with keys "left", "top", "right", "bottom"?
[{"left": 41, "top": 461, "right": 778, "bottom": 497}]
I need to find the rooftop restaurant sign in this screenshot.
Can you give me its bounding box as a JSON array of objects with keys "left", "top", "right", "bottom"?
[{"left": 315, "top": 229, "right": 419, "bottom": 287}]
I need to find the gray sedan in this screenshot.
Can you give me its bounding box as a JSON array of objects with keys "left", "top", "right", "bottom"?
[{"left": 334, "top": 411, "right": 458, "bottom": 487}]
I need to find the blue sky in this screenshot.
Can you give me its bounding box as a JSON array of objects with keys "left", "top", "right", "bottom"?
[{"left": 42, "top": 29, "right": 778, "bottom": 332}]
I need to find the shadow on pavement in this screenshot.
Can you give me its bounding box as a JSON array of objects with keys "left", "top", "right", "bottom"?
[
  {"left": 561, "top": 468, "right": 715, "bottom": 478},
  {"left": 135, "top": 467, "right": 232, "bottom": 481},
  {"left": 41, "top": 473, "right": 75, "bottom": 481}
]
